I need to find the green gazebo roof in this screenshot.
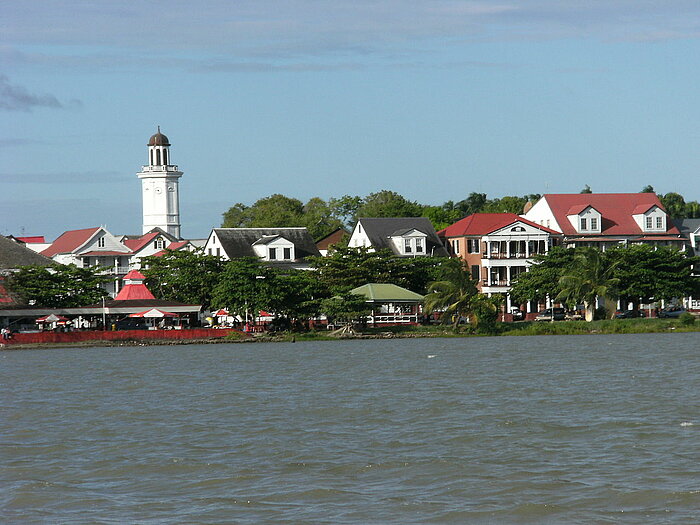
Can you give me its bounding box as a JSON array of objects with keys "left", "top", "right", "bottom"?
[{"left": 350, "top": 283, "right": 424, "bottom": 303}]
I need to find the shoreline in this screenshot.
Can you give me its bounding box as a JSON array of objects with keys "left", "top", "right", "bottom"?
[{"left": 3, "top": 318, "right": 698, "bottom": 350}]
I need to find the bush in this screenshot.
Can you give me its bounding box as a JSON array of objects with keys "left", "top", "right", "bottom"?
[{"left": 679, "top": 312, "right": 696, "bottom": 326}]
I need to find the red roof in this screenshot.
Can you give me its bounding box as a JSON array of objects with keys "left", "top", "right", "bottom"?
[
  {"left": 540, "top": 193, "right": 679, "bottom": 236},
  {"left": 41, "top": 227, "right": 101, "bottom": 257},
  {"left": 439, "top": 213, "right": 560, "bottom": 237},
  {"left": 123, "top": 270, "right": 146, "bottom": 280},
  {"left": 115, "top": 283, "right": 155, "bottom": 301},
  {"left": 123, "top": 232, "right": 160, "bottom": 253},
  {"left": 167, "top": 241, "right": 189, "bottom": 250},
  {"left": 15, "top": 236, "right": 45, "bottom": 243}
]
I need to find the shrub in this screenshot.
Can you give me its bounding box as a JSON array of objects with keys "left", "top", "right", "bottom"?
[{"left": 679, "top": 312, "right": 696, "bottom": 326}]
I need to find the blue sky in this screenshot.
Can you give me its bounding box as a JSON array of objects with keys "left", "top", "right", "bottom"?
[{"left": 3, "top": 1, "right": 700, "bottom": 240}]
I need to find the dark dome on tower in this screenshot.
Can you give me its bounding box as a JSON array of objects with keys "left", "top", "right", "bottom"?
[{"left": 148, "top": 127, "right": 170, "bottom": 146}]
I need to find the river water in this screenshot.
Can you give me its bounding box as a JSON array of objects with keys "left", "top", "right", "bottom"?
[{"left": 2, "top": 334, "right": 699, "bottom": 523}]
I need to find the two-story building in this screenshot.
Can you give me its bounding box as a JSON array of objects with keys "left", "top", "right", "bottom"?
[
  {"left": 205, "top": 228, "right": 321, "bottom": 269},
  {"left": 439, "top": 213, "right": 560, "bottom": 314},
  {"left": 347, "top": 217, "right": 449, "bottom": 257},
  {"left": 523, "top": 193, "right": 686, "bottom": 249}
]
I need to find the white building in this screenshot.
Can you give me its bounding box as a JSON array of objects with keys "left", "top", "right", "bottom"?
[{"left": 137, "top": 128, "right": 183, "bottom": 238}]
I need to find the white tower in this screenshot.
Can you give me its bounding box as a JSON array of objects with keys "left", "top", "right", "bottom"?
[{"left": 137, "top": 127, "right": 183, "bottom": 238}]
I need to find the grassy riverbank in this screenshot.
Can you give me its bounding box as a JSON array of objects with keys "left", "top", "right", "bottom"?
[{"left": 272, "top": 317, "right": 700, "bottom": 341}]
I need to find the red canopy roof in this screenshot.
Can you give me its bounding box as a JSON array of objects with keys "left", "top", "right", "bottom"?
[{"left": 439, "top": 213, "right": 559, "bottom": 237}]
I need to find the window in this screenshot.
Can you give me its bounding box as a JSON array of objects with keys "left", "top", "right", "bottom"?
[
  {"left": 590, "top": 217, "right": 598, "bottom": 230},
  {"left": 216, "top": 248, "right": 220, "bottom": 257},
  {"left": 404, "top": 238, "right": 412, "bottom": 253},
  {"left": 153, "top": 238, "right": 165, "bottom": 249},
  {"left": 471, "top": 265, "right": 480, "bottom": 281},
  {"left": 163, "top": 149, "right": 168, "bottom": 165},
  {"left": 269, "top": 248, "right": 277, "bottom": 260},
  {"left": 580, "top": 218, "right": 587, "bottom": 231},
  {"left": 646, "top": 216, "right": 653, "bottom": 229},
  {"left": 656, "top": 216, "right": 663, "bottom": 229},
  {"left": 283, "top": 247, "right": 291, "bottom": 259},
  {"left": 208, "top": 248, "right": 212, "bottom": 255},
  {"left": 82, "top": 257, "right": 90, "bottom": 268},
  {"left": 452, "top": 239, "right": 460, "bottom": 254},
  {"left": 415, "top": 238, "right": 424, "bottom": 253},
  {"left": 468, "top": 239, "right": 480, "bottom": 253},
  {"left": 98, "top": 237, "right": 105, "bottom": 248}
]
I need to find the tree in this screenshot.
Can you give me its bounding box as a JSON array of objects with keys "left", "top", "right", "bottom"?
[
  {"left": 423, "top": 259, "right": 479, "bottom": 329},
  {"left": 420, "top": 205, "right": 461, "bottom": 231},
  {"left": 302, "top": 197, "right": 343, "bottom": 240},
  {"left": 221, "top": 202, "right": 253, "bottom": 228},
  {"left": 309, "top": 247, "right": 449, "bottom": 294},
  {"left": 482, "top": 196, "right": 529, "bottom": 214},
  {"left": 609, "top": 245, "right": 700, "bottom": 309},
  {"left": 355, "top": 190, "right": 423, "bottom": 218},
  {"left": 640, "top": 185, "right": 655, "bottom": 193},
  {"left": 142, "top": 250, "right": 225, "bottom": 309},
  {"left": 7, "top": 264, "right": 109, "bottom": 307},
  {"left": 509, "top": 247, "right": 578, "bottom": 305},
  {"left": 580, "top": 185, "right": 592, "bottom": 194},
  {"left": 319, "top": 293, "right": 372, "bottom": 325},
  {"left": 660, "top": 192, "right": 687, "bottom": 219},
  {"left": 273, "top": 269, "right": 331, "bottom": 320},
  {"left": 328, "top": 195, "right": 363, "bottom": 227},
  {"left": 556, "top": 248, "right": 619, "bottom": 321},
  {"left": 454, "top": 192, "right": 487, "bottom": 216},
  {"left": 211, "top": 257, "right": 280, "bottom": 319}
]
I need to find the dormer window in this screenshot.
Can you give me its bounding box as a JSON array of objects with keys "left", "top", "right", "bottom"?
[
  {"left": 404, "top": 239, "right": 412, "bottom": 253},
  {"left": 153, "top": 238, "right": 165, "bottom": 249},
  {"left": 98, "top": 237, "right": 105, "bottom": 248},
  {"left": 656, "top": 216, "right": 663, "bottom": 229},
  {"left": 590, "top": 218, "right": 598, "bottom": 230},
  {"left": 268, "top": 248, "right": 277, "bottom": 260},
  {"left": 581, "top": 218, "right": 587, "bottom": 230},
  {"left": 415, "top": 238, "right": 424, "bottom": 253},
  {"left": 646, "top": 216, "right": 653, "bottom": 229}
]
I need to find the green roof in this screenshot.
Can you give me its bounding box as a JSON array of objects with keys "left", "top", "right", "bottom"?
[{"left": 350, "top": 283, "right": 424, "bottom": 302}]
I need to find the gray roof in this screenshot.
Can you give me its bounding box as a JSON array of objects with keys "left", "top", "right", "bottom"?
[
  {"left": 356, "top": 218, "right": 449, "bottom": 257},
  {"left": 0, "top": 236, "right": 54, "bottom": 271},
  {"left": 214, "top": 228, "right": 321, "bottom": 261},
  {"left": 673, "top": 218, "right": 700, "bottom": 235}
]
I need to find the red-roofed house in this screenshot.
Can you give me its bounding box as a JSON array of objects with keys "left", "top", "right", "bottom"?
[
  {"left": 439, "top": 213, "right": 561, "bottom": 313},
  {"left": 122, "top": 228, "right": 179, "bottom": 268},
  {"left": 523, "top": 193, "right": 686, "bottom": 249},
  {"left": 41, "top": 227, "right": 132, "bottom": 297}
]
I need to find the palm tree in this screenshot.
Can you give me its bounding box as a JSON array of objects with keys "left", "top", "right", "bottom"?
[
  {"left": 424, "top": 260, "right": 479, "bottom": 329},
  {"left": 556, "top": 247, "right": 619, "bottom": 321}
]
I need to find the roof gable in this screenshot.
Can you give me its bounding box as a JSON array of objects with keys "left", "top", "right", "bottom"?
[
  {"left": 0, "top": 235, "right": 55, "bottom": 270},
  {"left": 41, "top": 227, "right": 101, "bottom": 257},
  {"left": 355, "top": 218, "right": 449, "bottom": 256},
  {"left": 541, "top": 193, "right": 679, "bottom": 236},
  {"left": 213, "top": 228, "right": 321, "bottom": 260},
  {"left": 439, "top": 213, "right": 558, "bottom": 237}
]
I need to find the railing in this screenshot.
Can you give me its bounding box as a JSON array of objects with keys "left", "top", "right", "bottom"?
[
  {"left": 371, "top": 315, "right": 419, "bottom": 324},
  {"left": 483, "top": 280, "right": 509, "bottom": 287},
  {"left": 483, "top": 253, "right": 528, "bottom": 259}
]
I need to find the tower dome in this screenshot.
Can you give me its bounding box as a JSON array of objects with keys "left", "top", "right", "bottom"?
[{"left": 148, "top": 126, "right": 170, "bottom": 146}]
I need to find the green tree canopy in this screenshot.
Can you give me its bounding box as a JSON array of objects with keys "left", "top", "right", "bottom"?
[
  {"left": 509, "top": 246, "right": 578, "bottom": 305},
  {"left": 557, "top": 247, "right": 619, "bottom": 321},
  {"left": 609, "top": 245, "right": 700, "bottom": 307},
  {"left": 7, "top": 264, "right": 109, "bottom": 307},
  {"left": 309, "top": 246, "right": 448, "bottom": 294},
  {"left": 355, "top": 190, "right": 423, "bottom": 218},
  {"left": 211, "top": 257, "right": 280, "bottom": 318},
  {"left": 142, "top": 249, "right": 226, "bottom": 309}
]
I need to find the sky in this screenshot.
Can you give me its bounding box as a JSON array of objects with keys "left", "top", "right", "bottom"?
[{"left": 3, "top": 1, "right": 700, "bottom": 240}]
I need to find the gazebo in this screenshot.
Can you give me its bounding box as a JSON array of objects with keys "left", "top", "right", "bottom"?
[{"left": 350, "top": 283, "right": 425, "bottom": 326}]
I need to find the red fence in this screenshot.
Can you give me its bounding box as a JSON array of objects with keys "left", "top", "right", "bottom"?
[{"left": 2, "top": 328, "right": 248, "bottom": 346}]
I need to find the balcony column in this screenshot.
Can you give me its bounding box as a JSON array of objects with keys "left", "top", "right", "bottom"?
[
  {"left": 525, "top": 240, "right": 530, "bottom": 258},
  {"left": 506, "top": 266, "right": 511, "bottom": 286}
]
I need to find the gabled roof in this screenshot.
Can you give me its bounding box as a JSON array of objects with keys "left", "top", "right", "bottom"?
[
  {"left": 566, "top": 204, "right": 594, "bottom": 215},
  {"left": 0, "top": 235, "right": 55, "bottom": 270},
  {"left": 539, "top": 193, "right": 680, "bottom": 236},
  {"left": 315, "top": 228, "right": 348, "bottom": 250},
  {"left": 631, "top": 203, "right": 657, "bottom": 214},
  {"left": 41, "top": 227, "right": 101, "bottom": 257},
  {"left": 673, "top": 218, "right": 700, "bottom": 235},
  {"left": 213, "top": 228, "right": 321, "bottom": 260},
  {"left": 439, "top": 213, "right": 558, "bottom": 237},
  {"left": 123, "top": 232, "right": 160, "bottom": 252},
  {"left": 14, "top": 236, "right": 46, "bottom": 244},
  {"left": 252, "top": 235, "right": 287, "bottom": 246},
  {"left": 356, "top": 218, "right": 449, "bottom": 256},
  {"left": 350, "top": 283, "right": 424, "bottom": 302}
]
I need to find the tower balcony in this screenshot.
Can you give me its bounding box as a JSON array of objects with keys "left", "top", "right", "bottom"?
[{"left": 140, "top": 165, "right": 180, "bottom": 172}]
